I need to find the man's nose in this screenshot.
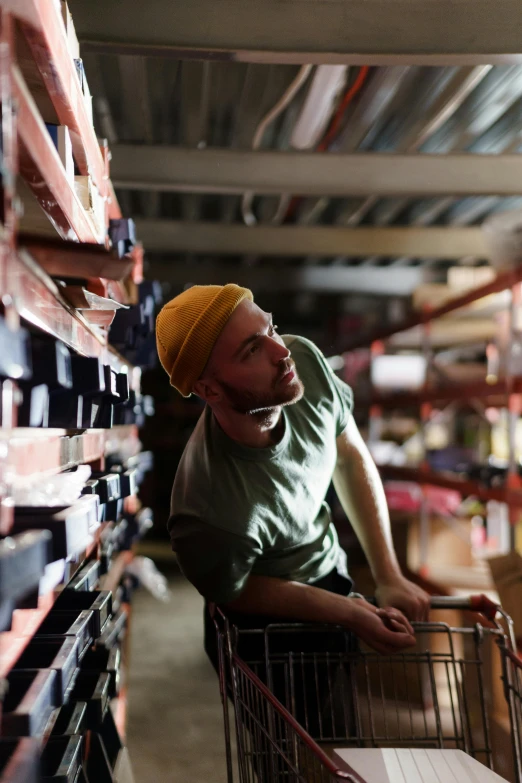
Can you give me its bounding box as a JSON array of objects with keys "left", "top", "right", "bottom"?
[{"left": 270, "top": 339, "right": 290, "bottom": 363}]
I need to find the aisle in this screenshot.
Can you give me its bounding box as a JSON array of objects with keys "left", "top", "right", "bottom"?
[{"left": 127, "top": 566, "right": 233, "bottom": 782}]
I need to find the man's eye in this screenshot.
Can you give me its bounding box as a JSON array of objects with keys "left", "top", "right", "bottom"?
[{"left": 249, "top": 344, "right": 259, "bottom": 354}]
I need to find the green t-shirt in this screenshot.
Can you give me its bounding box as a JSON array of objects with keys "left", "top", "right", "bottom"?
[{"left": 168, "top": 335, "right": 354, "bottom": 604}]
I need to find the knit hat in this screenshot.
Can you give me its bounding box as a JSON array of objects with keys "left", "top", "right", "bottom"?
[{"left": 156, "top": 284, "right": 253, "bottom": 396}]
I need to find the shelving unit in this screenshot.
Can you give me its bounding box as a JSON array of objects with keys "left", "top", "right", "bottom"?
[
  {"left": 345, "top": 258, "right": 522, "bottom": 623},
  {"left": 377, "top": 464, "right": 522, "bottom": 508},
  {"left": 368, "top": 377, "right": 522, "bottom": 410},
  {"left": 340, "top": 263, "right": 522, "bottom": 353},
  {"left": 14, "top": 66, "right": 101, "bottom": 242},
  {"left": 15, "top": 0, "right": 107, "bottom": 195},
  {"left": 0, "top": 3, "right": 158, "bottom": 779}
]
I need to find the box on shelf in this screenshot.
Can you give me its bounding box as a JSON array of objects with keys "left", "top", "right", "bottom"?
[
  {"left": 333, "top": 748, "right": 507, "bottom": 783},
  {"left": 371, "top": 354, "right": 427, "bottom": 392},
  {"left": 45, "top": 124, "right": 74, "bottom": 185},
  {"left": 109, "top": 219, "right": 137, "bottom": 259},
  {"left": 408, "top": 515, "right": 474, "bottom": 574},
  {"left": 60, "top": 1, "right": 80, "bottom": 60},
  {"left": 488, "top": 550, "right": 522, "bottom": 635},
  {"left": 447, "top": 265, "right": 496, "bottom": 291},
  {"left": 74, "top": 176, "right": 106, "bottom": 243},
  {"left": 412, "top": 283, "right": 454, "bottom": 312}
]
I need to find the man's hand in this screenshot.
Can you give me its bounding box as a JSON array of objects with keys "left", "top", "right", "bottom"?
[
  {"left": 223, "top": 574, "right": 419, "bottom": 654},
  {"left": 349, "top": 598, "right": 416, "bottom": 654},
  {"left": 375, "top": 576, "right": 430, "bottom": 621}
]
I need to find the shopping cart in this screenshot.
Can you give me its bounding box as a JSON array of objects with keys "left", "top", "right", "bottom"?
[{"left": 212, "top": 596, "right": 522, "bottom": 782}]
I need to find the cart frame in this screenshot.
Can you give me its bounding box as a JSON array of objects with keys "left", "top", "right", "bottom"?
[{"left": 212, "top": 595, "right": 522, "bottom": 783}]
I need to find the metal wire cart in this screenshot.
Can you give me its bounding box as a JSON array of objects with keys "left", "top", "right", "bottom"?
[{"left": 213, "top": 596, "right": 522, "bottom": 782}]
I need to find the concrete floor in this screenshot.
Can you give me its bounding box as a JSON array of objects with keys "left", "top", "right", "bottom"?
[{"left": 126, "top": 567, "right": 235, "bottom": 782}]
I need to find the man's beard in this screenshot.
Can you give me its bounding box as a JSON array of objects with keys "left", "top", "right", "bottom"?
[{"left": 218, "top": 361, "right": 304, "bottom": 416}]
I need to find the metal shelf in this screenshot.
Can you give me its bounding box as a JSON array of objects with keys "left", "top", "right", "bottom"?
[
  {"left": 14, "top": 66, "right": 101, "bottom": 243},
  {"left": 14, "top": 0, "right": 106, "bottom": 197},
  {"left": 8, "top": 250, "right": 140, "bottom": 389},
  {"left": 19, "top": 235, "right": 134, "bottom": 282},
  {"left": 0, "top": 424, "right": 139, "bottom": 479},
  {"left": 0, "top": 520, "right": 111, "bottom": 680},
  {"left": 341, "top": 265, "right": 522, "bottom": 352},
  {"left": 0, "top": 428, "right": 105, "bottom": 477},
  {"left": 10, "top": 249, "right": 106, "bottom": 356},
  {"left": 0, "top": 6, "right": 138, "bottom": 752},
  {"left": 377, "top": 464, "right": 522, "bottom": 508},
  {"left": 367, "top": 378, "right": 522, "bottom": 411}
]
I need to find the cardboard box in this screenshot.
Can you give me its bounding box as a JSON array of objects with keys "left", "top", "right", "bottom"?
[
  {"left": 488, "top": 550, "right": 522, "bottom": 636},
  {"left": 74, "top": 176, "right": 106, "bottom": 243},
  {"left": 334, "top": 748, "right": 510, "bottom": 783},
  {"left": 408, "top": 515, "right": 474, "bottom": 574},
  {"left": 412, "top": 283, "right": 454, "bottom": 312}
]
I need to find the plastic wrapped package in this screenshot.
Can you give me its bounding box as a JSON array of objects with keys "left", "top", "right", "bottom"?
[
  {"left": 12, "top": 465, "right": 92, "bottom": 507},
  {"left": 125, "top": 557, "right": 171, "bottom": 603}
]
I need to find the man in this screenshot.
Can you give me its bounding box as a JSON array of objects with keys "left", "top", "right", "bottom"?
[{"left": 156, "top": 283, "right": 430, "bottom": 660}]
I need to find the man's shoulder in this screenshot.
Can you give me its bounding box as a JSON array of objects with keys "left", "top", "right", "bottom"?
[
  {"left": 172, "top": 408, "right": 238, "bottom": 507},
  {"left": 173, "top": 409, "right": 212, "bottom": 488},
  {"left": 283, "top": 334, "right": 319, "bottom": 354},
  {"left": 283, "top": 334, "right": 331, "bottom": 384}
]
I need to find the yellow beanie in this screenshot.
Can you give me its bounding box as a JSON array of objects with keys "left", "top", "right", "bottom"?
[{"left": 156, "top": 284, "right": 253, "bottom": 396}]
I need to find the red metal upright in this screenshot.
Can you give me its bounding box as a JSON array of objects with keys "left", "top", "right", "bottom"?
[{"left": 15, "top": 0, "right": 106, "bottom": 196}]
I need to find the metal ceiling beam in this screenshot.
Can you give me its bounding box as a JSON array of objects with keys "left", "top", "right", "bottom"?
[
  {"left": 68, "top": 0, "right": 522, "bottom": 65},
  {"left": 111, "top": 146, "right": 522, "bottom": 198},
  {"left": 135, "top": 220, "right": 489, "bottom": 259},
  {"left": 146, "top": 261, "right": 435, "bottom": 296}
]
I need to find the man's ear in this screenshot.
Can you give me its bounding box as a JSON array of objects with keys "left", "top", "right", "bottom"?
[{"left": 192, "top": 377, "right": 222, "bottom": 403}]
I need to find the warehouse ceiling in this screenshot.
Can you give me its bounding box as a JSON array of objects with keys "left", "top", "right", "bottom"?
[{"left": 70, "top": 1, "right": 522, "bottom": 344}]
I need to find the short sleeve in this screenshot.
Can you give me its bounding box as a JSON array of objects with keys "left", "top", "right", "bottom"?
[
  {"left": 169, "top": 513, "right": 262, "bottom": 604},
  {"left": 328, "top": 370, "right": 354, "bottom": 435},
  {"left": 295, "top": 337, "right": 353, "bottom": 436}
]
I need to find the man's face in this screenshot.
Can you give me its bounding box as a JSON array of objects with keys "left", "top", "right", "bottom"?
[{"left": 202, "top": 300, "right": 304, "bottom": 414}]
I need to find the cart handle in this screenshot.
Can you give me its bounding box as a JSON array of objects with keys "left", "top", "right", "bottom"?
[{"left": 429, "top": 594, "right": 499, "bottom": 622}]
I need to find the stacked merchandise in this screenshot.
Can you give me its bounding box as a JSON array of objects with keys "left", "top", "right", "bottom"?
[{"left": 0, "top": 2, "right": 161, "bottom": 780}]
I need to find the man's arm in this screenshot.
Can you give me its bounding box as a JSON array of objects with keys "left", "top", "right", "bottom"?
[
  {"left": 333, "top": 415, "right": 430, "bottom": 620},
  {"left": 173, "top": 515, "right": 415, "bottom": 653},
  {"left": 225, "top": 574, "right": 415, "bottom": 654}
]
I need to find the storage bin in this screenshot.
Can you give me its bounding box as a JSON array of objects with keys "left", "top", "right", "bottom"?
[
  {"left": 94, "top": 610, "right": 126, "bottom": 651},
  {"left": 66, "top": 560, "right": 100, "bottom": 591},
  {"left": 40, "top": 735, "right": 83, "bottom": 783},
  {"left": 52, "top": 591, "right": 112, "bottom": 638},
  {"left": 0, "top": 531, "right": 51, "bottom": 632},
  {"left": 48, "top": 702, "right": 87, "bottom": 737},
  {"left": 81, "top": 647, "right": 121, "bottom": 698},
  {"left": 12, "top": 497, "right": 99, "bottom": 560},
  {"left": 34, "top": 610, "right": 93, "bottom": 659},
  {"left": 12, "top": 638, "right": 80, "bottom": 703},
  {"left": 1, "top": 670, "right": 56, "bottom": 737},
  {"left": 68, "top": 672, "right": 111, "bottom": 730}
]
